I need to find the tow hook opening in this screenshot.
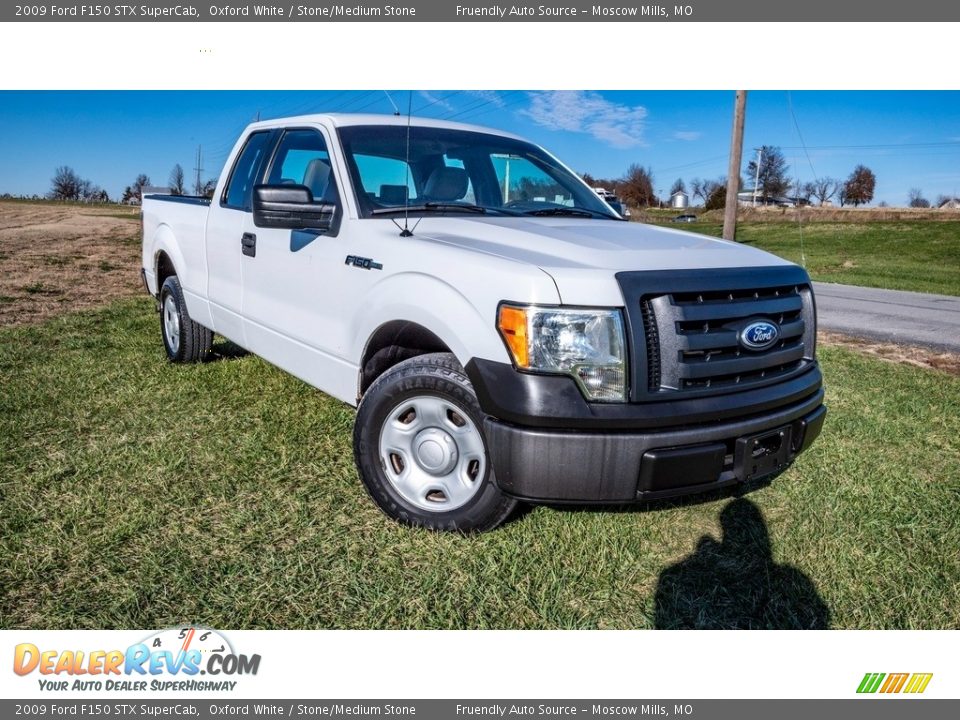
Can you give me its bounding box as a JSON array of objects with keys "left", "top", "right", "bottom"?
[{"left": 751, "top": 431, "right": 784, "bottom": 459}]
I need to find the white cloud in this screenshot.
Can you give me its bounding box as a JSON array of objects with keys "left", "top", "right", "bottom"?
[
  {"left": 522, "top": 91, "right": 648, "bottom": 148},
  {"left": 672, "top": 130, "right": 702, "bottom": 142}
]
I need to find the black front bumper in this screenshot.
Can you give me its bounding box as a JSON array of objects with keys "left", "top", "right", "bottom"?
[{"left": 466, "top": 358, "right": 826, "bottom": 503}]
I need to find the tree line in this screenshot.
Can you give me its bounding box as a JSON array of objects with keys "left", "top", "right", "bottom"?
[
  {"left": 45, "top": 163, "right": 216, "bottom": 204},
  {"left": 584, "top": 146, "right": 903, "bottom": 209}
]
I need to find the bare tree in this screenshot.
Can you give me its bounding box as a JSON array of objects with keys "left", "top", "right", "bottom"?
[
  {"left": 669, "top": 178, "right": 686, "bottom": 196},
  {"left": 620, "top": 164, "right": 657, "bottom": 208},
  {"left": 169, "top": 164, "right": 185, "bottom": 195},
  {"left": 690, "top": 177, "right": 724, "bottom": 207},
  {"left": 75, "top": 179, "right": 105, "bottom": 203},
  {"left": 908, "top": 188, "right": 930, "bottom": 208},
  {"left": 133, "top": 174, "right": 150, "bottom": 197},
  {"left": 690, "top": 178, "right": 705, "bottom": 205},
  {"left": 809, "top": 177, "right": 838, "bottom": 205},
  {"left": 49, "top": 166, "right": 84, "bottom": 201},
  {"left": 122, "top": 174, "right": 152, "bottom": 204},
  {"left": 843, "top": 165, "right": 876, "bottom": 207},
  {"left": 745, "top": 145, "right": 791, "bottom": 200},
  {"left": 795, "top": 181, "right": 815, "bottom": 204},
  {"left": 935, "top": 194, "right": 952, "bottom": 208}
]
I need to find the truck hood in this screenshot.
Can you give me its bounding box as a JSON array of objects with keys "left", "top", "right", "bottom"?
[{"left": 409, "top": 216, "right": 794, "bottom": 305}]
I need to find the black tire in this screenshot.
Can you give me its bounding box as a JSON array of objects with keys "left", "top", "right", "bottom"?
[
  {"left": 159, "top": 275, "right": 213, "bottom": 363},
  {"left": 354, "top": 352, "right": 518, "bottom": 532}
]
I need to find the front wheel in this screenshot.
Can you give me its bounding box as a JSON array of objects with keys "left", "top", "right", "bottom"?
[{"left": 353, "top": 353, "right": 518, "bottom": 532}]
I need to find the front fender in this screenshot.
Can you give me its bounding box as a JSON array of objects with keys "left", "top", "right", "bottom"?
[{"left": 349, "top": 272, "right": 514, "bottom": 369}]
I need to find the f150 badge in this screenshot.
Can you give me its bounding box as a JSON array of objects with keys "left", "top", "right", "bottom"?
[
  {"left": 345, "top": 255, "right": 383, "bottom": 270},
  {"left": 740, "top": 320, "right": 780, "bottom": 350}
]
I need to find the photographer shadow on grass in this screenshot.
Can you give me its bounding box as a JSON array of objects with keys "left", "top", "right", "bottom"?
[{"left": 653, "top": 498, "right": 830, "bottom": 629}]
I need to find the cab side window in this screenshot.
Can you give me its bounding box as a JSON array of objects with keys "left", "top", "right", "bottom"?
[
  {"left": 222, "top": 131, "right": 273, "bottom": 210},
  {"left": 267, "top": 129, "right": 339, "bottom": 204}
]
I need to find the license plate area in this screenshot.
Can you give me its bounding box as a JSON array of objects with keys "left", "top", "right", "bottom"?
[{"left": 734, "top": 426, "right": 792, "bottom": 481}]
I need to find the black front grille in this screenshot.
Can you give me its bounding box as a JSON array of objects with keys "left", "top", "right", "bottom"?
[
  {"left": 640, "top": 298, "right": 661, "bottom": 390},
  {"left": 616, "top": 266, "right": 817, "bottom": 402}
]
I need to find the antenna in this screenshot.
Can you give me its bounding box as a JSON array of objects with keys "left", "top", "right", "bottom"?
[
  {"left": 193, "top": 145, "right": 204, "bottom": 196},
  {"left": 399, "top": 91, "right": 415, "bottom": 237},
  {"left": 383, "top": 90, "right": 400, "bottom": 116}
]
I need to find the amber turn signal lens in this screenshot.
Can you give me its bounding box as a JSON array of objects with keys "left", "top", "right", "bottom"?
[{"left": 497, "top": 305, "right": 529, "bottom": 367}]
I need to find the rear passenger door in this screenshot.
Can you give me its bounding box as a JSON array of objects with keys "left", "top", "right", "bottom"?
[{"left": 205, "top": 129, "right": 276, "bottom": 346}]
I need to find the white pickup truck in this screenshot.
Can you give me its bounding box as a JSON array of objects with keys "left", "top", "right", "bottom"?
[{"left": 141, "top": 114, "right": 826, "bottom": 532}]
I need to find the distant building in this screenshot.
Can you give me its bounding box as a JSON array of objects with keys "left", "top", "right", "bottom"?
[
  {"left": 671, "top": 190, "right": 689, "bottom": 209},
  {"left": 736, "top": 190, "right": 810, "bottom": 207},
  {"left": 938, "top": 197, "right": 960, "bottom": 209}
]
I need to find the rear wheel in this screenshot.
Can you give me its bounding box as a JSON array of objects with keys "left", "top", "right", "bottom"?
[
  {"left": 354, "top": 353, "right": 517, "bottom": 532},
  {"left": 160, "top": 275, "right": 212, "bottom": 363}
]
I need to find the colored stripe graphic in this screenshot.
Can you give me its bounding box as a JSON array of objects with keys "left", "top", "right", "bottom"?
[
  {"left": 857, "top": 673, "right": 885, "bottom": 693},
  {"left": 880, "top": 673, "right": 909, "bottom": 693},
  {"left": 857, "top": 672, "right": 932, "bottom": 694},
  {"left": 904, "top": 673, "right": 933, "bottom": 694}
]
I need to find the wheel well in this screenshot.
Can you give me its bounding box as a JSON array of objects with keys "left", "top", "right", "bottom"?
[
  {"left": 359, "top": 321, "right": 451, "bottom": 398},
  {"left": 155, "top": 251, "right": 176, "bottom": 294}
]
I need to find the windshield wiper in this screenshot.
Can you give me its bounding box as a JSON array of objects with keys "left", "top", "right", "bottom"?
[
  {"left": 521, "top": 207, "right": 616, "bottom": 219},
  {"left": 372, "top": 202, "right": 488, "bottom": 216}
]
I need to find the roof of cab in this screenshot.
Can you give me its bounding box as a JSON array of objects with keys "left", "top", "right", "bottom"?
[{"left": 243, "top": 113, "right": 526, "bottom": 141}]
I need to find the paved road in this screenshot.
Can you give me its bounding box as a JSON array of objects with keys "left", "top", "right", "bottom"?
[{"left": 813, "top": 282, "right": 960, "bottom": 352}]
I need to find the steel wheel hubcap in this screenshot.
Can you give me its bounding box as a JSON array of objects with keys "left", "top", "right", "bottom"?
[
  {"left": 162, "top": 294, "right": 180, "bottom": 354},
  {"left": 378, "top": 395, "right": 485, "bottom": 512}
]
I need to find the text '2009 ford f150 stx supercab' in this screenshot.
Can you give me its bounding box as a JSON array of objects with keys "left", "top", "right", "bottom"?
[{"left": 141, "top": 113, "right": 826, "bottom": 532}]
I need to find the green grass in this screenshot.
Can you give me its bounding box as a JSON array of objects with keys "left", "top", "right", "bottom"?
[
  {"left": 2, "top": 299, "right": 959, "bottom": 629},
  {"left": 652, "top": 219, "right": 960, "bottom": 296}
]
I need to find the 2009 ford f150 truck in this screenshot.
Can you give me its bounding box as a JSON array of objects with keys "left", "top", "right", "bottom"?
[{"left": 141, "top": 114, "right": 826, "bottom": 532}]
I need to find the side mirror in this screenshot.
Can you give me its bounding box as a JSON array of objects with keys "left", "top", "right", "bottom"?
[{"left": 252, "top": 185, "right": 336, "bottom": 231}]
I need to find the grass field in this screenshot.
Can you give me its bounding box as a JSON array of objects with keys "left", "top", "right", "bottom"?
[
  {"left": 644, "top": 216, "right": 960, "bottom": 297},
  {"left": 2, "top": 298, "right": 958, "bottom": 629}
]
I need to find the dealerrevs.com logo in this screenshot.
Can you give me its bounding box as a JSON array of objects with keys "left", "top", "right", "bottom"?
[{"left": 13, "top": 627, "right": 260, "bottom": 692}]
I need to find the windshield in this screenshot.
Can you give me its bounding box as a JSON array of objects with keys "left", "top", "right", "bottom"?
[{"left": 337, "top": 124, "right": 618, "bottom": 219}]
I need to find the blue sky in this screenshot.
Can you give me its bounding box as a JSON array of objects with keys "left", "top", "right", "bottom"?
[{"left": 1, "top": 90, "right": 959, "bottom": 205}]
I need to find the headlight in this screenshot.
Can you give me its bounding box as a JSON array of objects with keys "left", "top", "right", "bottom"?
[{"left": 498, "top": 304, "right": 628, "bottom": 402}]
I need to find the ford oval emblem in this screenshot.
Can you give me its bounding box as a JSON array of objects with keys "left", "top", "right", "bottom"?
[{"left": 740, "top": 320, "right": 780, "bottom": 351}]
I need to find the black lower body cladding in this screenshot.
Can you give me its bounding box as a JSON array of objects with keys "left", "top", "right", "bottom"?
[{"left": 466, "top": 358, "right": 826, "bottom": 503}]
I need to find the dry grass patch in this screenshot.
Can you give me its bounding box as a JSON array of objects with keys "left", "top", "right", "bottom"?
[
  {"left": 0, "top": 201, "right": 141, "bottom": 326},
  {"left": 819, "top": 331, "right": 960, "bottom": 377}
]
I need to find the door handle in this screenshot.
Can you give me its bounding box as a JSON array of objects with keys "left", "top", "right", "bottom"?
[{"left": 241, "top": 232, "right": 257, "bottom": 258}]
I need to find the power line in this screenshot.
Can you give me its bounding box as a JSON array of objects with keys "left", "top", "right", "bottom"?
[
  {"left": 653, "top": 154, "right": 729, "bottom": 175},
  {"left": 453, "top": 92, "right": 527, "bottom": 122},
  {"left": 330, "top": 91, "right": 379, "bottom": 112},
  {"left": 414, "top": 90, "right": 464, "bottom": 113},
  {"left": 786, "top": 91, "right": 819, "bottom": 183},
  {"left": 780, "top": 140, "right": 960, "bottom": 150},
  {"left": 442, "top": 92, "right": 515, "bottom": 120}
]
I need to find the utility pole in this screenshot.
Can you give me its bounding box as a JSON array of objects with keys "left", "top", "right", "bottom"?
[
  {"left": 752, "top": 147, "right": 762, "bottom": 207},
  {"left": 723, "top": 90, "right": 747, "bottom": 241},
  {"left": 193, "top": 145, "right": 204, "bottom": 196}
]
